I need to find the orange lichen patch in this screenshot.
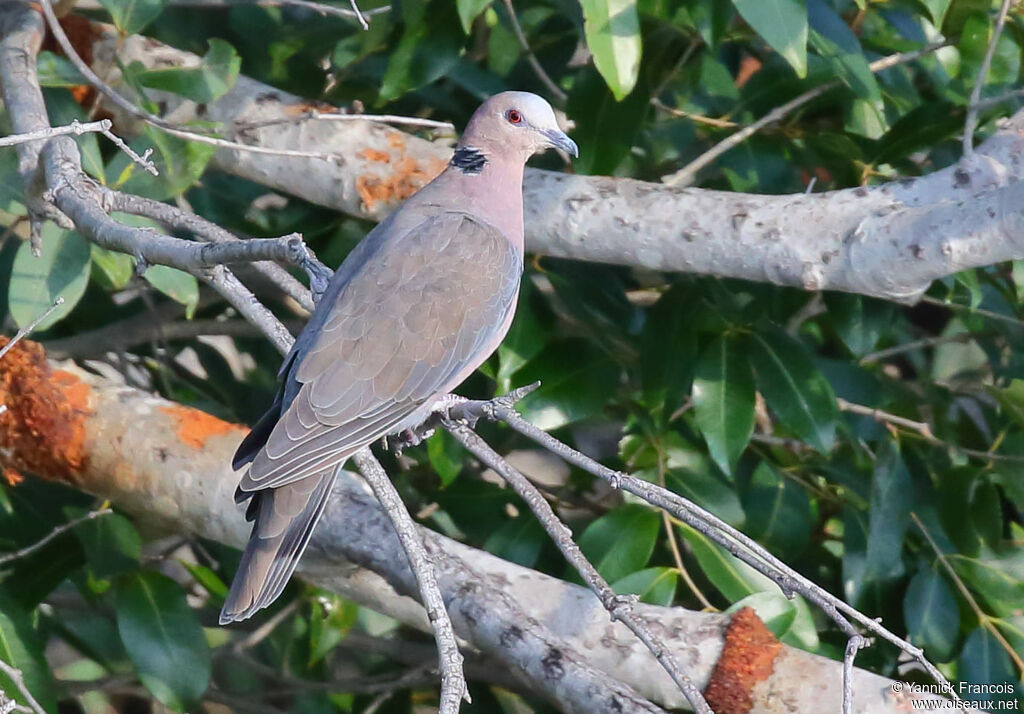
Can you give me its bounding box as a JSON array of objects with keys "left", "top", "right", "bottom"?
[
  {"left": 703, "top": 607, "right": 783, "bottom": 714},
  {"left": 359, "top": 148, "right": 391, "bottom": 163},
  {"left": 356, "top": 155, "right": 446, "bottom": 212},
  {"left": 735, "top": 54, "right": 762, "bottom": 89},
  {"left": 3, "top": 468, "right": 23, "bottom": 486},
  {"left": 0, "top": 338, "right": 91, "bottom": 484},
  {"left": 284, "top": 99, "right": 339, "bottom": 116},
  {"left": 158, "top": 404, "right": 245, "bottom": 450},
  {"left": 387, "top": 132, "right": 406, "bottom": 149}
]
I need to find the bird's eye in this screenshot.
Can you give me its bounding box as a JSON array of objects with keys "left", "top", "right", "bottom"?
[{"left": 505, "top": 109, "right": 523, "bottom": 125}]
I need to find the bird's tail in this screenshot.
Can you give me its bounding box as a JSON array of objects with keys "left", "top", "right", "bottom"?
[{"left": 219, "top": 469, "right": 338, "bottom": 624}]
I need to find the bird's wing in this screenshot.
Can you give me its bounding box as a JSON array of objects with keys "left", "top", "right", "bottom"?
[{"left": 238, "top": 211, "right": 521, "bottom": 492}]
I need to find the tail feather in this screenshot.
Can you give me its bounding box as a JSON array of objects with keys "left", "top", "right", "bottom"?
[
  {"left": 233, "top": 396, "right": 283, "bottom": 471},
  {"left": 219, "top": 469, "right": 338, "bottom": 624}
]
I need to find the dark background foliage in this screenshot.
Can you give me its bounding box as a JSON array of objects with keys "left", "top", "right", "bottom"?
[{"left": 0, "top": 0, "right": 1022, "bottom": 711}]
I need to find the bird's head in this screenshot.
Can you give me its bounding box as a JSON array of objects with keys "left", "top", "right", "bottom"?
[{"left": 459, "top": 91, "right": 578, "bottom": 164}]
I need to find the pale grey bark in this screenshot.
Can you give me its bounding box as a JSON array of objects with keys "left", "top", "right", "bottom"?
[{"left": 89, "top": 24, "right": 1024, "bottom": 303}]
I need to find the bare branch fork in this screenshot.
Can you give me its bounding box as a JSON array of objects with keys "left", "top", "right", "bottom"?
[
  {"left": 963, "top": 0, "right": 1015, "bottom": 156},
  {"left": 0, "top": 118, "right": 156, "bottom": 175},
  {"left": 436, "top": 386, "right": 962, "bottom": 714}
]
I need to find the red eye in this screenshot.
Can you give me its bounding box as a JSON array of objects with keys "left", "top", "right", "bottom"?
[{"left": 506, "top": 109, "right": 523, "bottom": 124}]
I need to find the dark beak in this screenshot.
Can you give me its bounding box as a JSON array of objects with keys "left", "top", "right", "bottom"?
[{"left": 544, "top": 129, "right": 579, "bottom": 158}]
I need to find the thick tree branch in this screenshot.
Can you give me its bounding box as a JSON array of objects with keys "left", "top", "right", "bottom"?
[{"left": 85, "top": 23, "right": 1024, "bottom": 302}]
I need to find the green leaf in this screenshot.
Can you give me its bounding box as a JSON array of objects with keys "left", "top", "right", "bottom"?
[
  {"left": 496, "top": 282, "right": 548, "bottom": 394},
  {"left": 843, "top": 441, "right": 912, "bottom": 605},
  {"left": 37, "top": 51, "right": 87, "bottom": 88},
  {"left": 139, "top": 39, "right": 241, "bottom": 103},
  {"left": 427, "top": 429, "right": 464, "bottom": 487},
  {"left": 115, "top": 571, "right": 211, "bottom": 710},
  {"left": 920, "top": 0, "right": 952, "bottom": 26},
  {"left": 484, "top": 516, "right": 546, "bottom": 567},
  {"left": 732, "top": 0, "right": 807, "bottom": 77},
  {"left": 659, "top": 449, "right": 746, "bottom": 528},
  {"left": 379, "top": 2, "right": 464, "bottom": 102},
  {"left": 612, "top": 567, "right": 678, "bottom": 606},
  {"left": 807, "top": 0, "right": 881, "bottom": 105},
  {"left": 309, "top": 595, "right": 358, "bottom": 666},
  {"left": 904, "top": 567, "right": 959, "bottom": 662},
  {"left": 580, "top": 0, "right": 642, "bottom": 99},
  {"left": 693, "top": 334, "right": 755, "bottom": 475},
  {"left": 179, "top": 562, "right": 228, "bottom": 600},
  {"left": 824, "top": 294, "right": 893, "bottom": 358},
  {"left": 75, "top": 512, "right": 141, "bottom": 580},
  {"left": 457, "top": 0, "right": 492, "bottom": 32},
  {"left": 678, "top": 524, "right": 756, "bottom": 602},
  {"left": 515, "top": 339, "right": 619, "bottom": 430},
  {"left": 957, "top": 628, "right": 1019, "bottom": 706},
  {"left": 577, "top": 504, "right": 660, "bottom": 583},
  {"left": 639, "top": 285, "right": 698, "bottom": 416},
  {"left": 951, "top": 547, "right": 1024, "bottom": 619},
  {"left": 568, "top": 64, "right": 650, "bottom": 172},
  {"left": 726, "top": 592, "right": 796, "bottom": 637},
  {"left": 97, "top": 0, "right": 166, "bottom": 34},
  {"left": 741, "top": 462, "right": 812, "bottom": 558},
  {"left": 143, "top": 266, "right": 199, "bottom": 317},
  {"left": 747, "top": 327, "right": 838, "bottom": 452},
  {"left": 959, "top": 13, "right": 1020, "bottom": 89},
  {"left": 675, "top": 525, "right": 819, "bottom": 648},
  {"left": 8, "top": 225, "right": 91, "bottom": 331},
  {"left": 91, "top": 245, "right": 135, "bottom": 290},
  {"left": 0, "top": 593, "right": 56, "bottom": 713}
]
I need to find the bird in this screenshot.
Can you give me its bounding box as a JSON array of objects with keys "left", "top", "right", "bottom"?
[{"left": 220, "top": 91, "right": 578, "bottom": 624}]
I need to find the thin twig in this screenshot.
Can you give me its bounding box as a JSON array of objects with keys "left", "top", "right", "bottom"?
[
  {"left": 0, "top": 117, "right": 157, "bottom": 179},
  {"left": 651, "top": 98, "right": 741, "bottom": 130},
  {"left": 655, "top": 441, "right": 715, "bottom": 610},
  {"left": 858, "top": 332, "right": 985, "bottom": 364},
  {"left": 232, "top": 599, "right": 300, "bottom": 651},
  {"left": 500, "top": 0, "right": 567, "bottom": 105},
  {"left": 911, "top": 512, "right": 1024, "bottom": 673},
  {"left": 843, "top": 635, "right": 869, "bottom": 714},
  {"left": 353, "top": 449, "right": 469, "bottom": 714},
  {"left": 157, "top": 0, "right": 389, "bottom": 23},
  {"left": 836, "top": 397, "right": 1024, "bottom": 463},
  {"left": 233, "top": 111, "right": 455, "bottom": 134},
  {"left": 444, "top": 385, "right": 962, "bottom": 705},
  {"left": 104, "top": 190, "right": 315, "bottom": 311},
  {"left": 975, "top": 86, "right": 1024, "bottom": 113},
  {"left": 38, "top": 0, "right": 335, "bottom": 162},
  {"left": 443, "top": 415, "right": 712, "bottom": 714},
  {"left": 663, "top": 41, "right": 948, "bottom": 186},
  {"left": 0, "top": 508, "right": 113, "bottom": 566},
  {"left": 0, "top": 297, "right": 64, "bottom": 363},
  {"left": 920, "top": 295, "right": 1024, "bottom": 331},
  {"left": 0, "top": 661, "right": 44, "bottom": 714},
  {"left": 198, "top": 265, "right": 295, "bottom": 356},
  {"left": 963, "top": 0, "right": 1014, "bottom": 156}
]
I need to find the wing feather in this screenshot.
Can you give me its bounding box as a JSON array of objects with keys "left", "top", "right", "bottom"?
[{"left": 238, "top": 212, "right": 520, "bottom": 493}]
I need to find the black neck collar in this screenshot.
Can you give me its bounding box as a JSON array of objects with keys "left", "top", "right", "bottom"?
[{"left": 451, "top": 146, "right": 487, "bottom": 174}]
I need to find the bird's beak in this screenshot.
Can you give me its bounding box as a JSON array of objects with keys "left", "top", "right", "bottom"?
[{"left": 543, "top": 129, "right": 579, "bottom": 158}]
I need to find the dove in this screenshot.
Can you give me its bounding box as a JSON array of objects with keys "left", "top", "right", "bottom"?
[{"left": 220, "top": 91, "right": 578, "bottom": 623}]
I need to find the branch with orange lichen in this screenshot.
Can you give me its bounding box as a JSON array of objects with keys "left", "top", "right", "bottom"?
[{"left": 0, "top": 336, "right": 968, "bottom": 714}]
